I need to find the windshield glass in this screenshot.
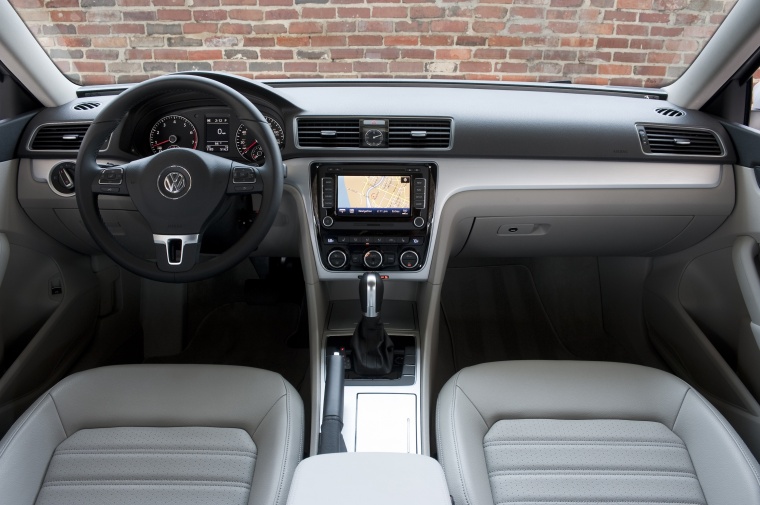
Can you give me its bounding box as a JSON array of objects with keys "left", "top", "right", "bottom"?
[{"left": 10, "top": 0, "right": 737, "bottom": 88}]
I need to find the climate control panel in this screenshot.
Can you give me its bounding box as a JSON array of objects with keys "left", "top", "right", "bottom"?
[{"left": 313, "top": 162, "right": 435, "bottom": 273}]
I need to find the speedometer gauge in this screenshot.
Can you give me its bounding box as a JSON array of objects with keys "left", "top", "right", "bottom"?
[
  {"left": 235, "top": 116, "right": 285, "bottom": 165},
  {"left": 149, "top": 115, "right": 198, "bottom": 153}
]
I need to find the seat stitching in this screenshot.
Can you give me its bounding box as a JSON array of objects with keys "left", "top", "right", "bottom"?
[
  {"left": 483, "top": 441, "right": 686, "bottom": 448},
  {"left": 493, "top": 501, "right": 704, "bottom": 505},
  {"left": 688, "top": 390, "right": 760, "bottom": 489},
  {"left": 451, "top": 374, "right": 472, "bottom": 505},
  {"left": 0, "top": 393, "right": 56, "bottom": 459},
  {"left": 44, "top": 477, "right": 252, "bottom": 485},
  {"left": 55, "top": 450, "right": 256, "bottom": 457},
  {"left": 274, "top": 376, "right": 292, "bottom": 505},
  {"left": 488, "top": 470, "right": 699, "bottom": 479},
  {"left": 42, "top": 481, "right": 251, "bottom": 489}
]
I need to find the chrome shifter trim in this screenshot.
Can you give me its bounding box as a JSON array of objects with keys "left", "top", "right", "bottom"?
[
  {"left": 364, "top": 272, "right": 379, "bottom": 318},
  {"left": 153, "top": 234, "right": 199, "bottom": 266}
]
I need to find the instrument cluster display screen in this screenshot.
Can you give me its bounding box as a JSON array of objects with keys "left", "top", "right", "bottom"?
[
  {"left": 336, "top": 175, "right": 411, "bottom": 216},
  {"left": 205, "top": 116, "right": 229, "bottom": 153}
]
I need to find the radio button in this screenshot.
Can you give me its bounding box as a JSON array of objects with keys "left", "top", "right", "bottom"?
[
  {"left": 383, "top": 253, "right": 397, "bottom": 266},
  {"left": 327, "top": 249, "right": 347, "bottom": 269},
  {"left": 337, "top": 236, "right": 349, "bottom": 243},
  {"left": 398, "top": 237, "right": 409, "bottom": 244},
  {"left": 410, "top": 236, "right": 424, "bottom": 246},
  {"left": 323, "top": 236, "right": 338, "bottom": 245},
  {"left": 350, "top": 253, "right": 363, "bottom": 265},
  {"left": 363, "top": 250, "right": 383, "bottom": 269}
]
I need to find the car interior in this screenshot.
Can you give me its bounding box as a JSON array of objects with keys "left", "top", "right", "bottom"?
[{"left": 3, "top": 0, "right": 760, "bottom": 503}]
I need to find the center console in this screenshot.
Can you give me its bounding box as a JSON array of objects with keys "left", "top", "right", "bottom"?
[{"left": 312, "top": 162, "right": 436, "bottom": 272}]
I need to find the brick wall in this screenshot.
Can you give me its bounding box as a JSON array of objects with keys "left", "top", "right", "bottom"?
[{"left": 10, "top": 0, "right": 736, "bottom": 87}]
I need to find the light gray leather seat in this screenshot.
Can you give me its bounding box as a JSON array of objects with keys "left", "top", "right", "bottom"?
[
  {"left": 0, "top": 364, "right": 304, "bottom": 505},
  {"left": 437, "top": 360, "right": 760, "bottom": 505}
]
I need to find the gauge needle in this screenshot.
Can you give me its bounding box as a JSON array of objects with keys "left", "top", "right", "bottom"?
[
  {"left": 152, "top": 139, "right": 170, "bottom": 147},
  {"left": 243, "top": 140, "right": 258, "bottom": 154}
]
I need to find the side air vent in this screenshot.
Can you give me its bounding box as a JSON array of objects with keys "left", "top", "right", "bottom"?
[
  {"left": 297, "top": 118, "right": 361, "bottom": 147},
  {"left": 637, "top": 124, "right": 723, "bottom": 156},
  {"left": 655, "top": 107, "right": 684, "bottom": 117},
  {"left": 388, "top": 118, "right": 452, "bottom": 148},
  {"left": 73, "top": 102, "right": 101, "bottom": 111},
  {"left": 30, "top": 123, "right": 92, "bottom": 151}
]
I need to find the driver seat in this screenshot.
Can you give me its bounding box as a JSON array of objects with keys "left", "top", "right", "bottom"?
[{"left": 0, "top": 364, "right": 304, "bottom": 505}]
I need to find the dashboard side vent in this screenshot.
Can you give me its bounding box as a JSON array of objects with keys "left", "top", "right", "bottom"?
[
  {"left": 655, "top": 107, "right": 684, "bottom": 117},
  {"left": 637, "top": 125, "right": 723, "bottom": 156},
  {"left": 388, "top": 118, "right": 452, "bottom": 148},
  {"left": 297, "top": 118, "right": 361, "bottom": 147},
  {"left": 30, "top": 123, "right": 92, "bottom": 151},
  {"left": 73, "top": 102, "right": 101, "bottom": 111}
]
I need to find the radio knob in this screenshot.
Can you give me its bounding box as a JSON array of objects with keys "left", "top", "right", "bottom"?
[
  {"left": 327, "top": 249, "right": 347, "bottom": 269},
  {"left": 399, "top": 250, "right": 420, "bottom": 270},
  {"left": 413, "top": 216, "right": 425, "bottom": 228},
  {"left": 363, "top": 250, "right": 383, "bottom": 269},
  {"left": 322, "top": 216, "right": 334, "bottom": 228}
]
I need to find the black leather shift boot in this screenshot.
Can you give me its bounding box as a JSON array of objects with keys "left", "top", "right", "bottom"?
[{"left": 351, "top": 315, "right": 394, "bottom": 376}]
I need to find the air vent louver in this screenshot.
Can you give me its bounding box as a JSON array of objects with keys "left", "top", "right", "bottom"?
[
  {"left": 31, "top": 123, "right": 91, "bottom": 151},
  {"left": 73, "top": 102, "right": 100, "bottom": 111},
  {"left": 388, "top": 118, "right": 452, "bottom": 148},
  {"left": 655, "top": 107, "right": 684, "bottom": 118},
  {"left": 638, "top": 125, "right": 722, "bottom": 156},
  {"left": 297, "top": 118, "right": 361, "bottom": 147}
]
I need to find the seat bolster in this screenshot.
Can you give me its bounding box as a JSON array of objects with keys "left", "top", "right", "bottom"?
[
  {"left": 249, "top": 377, "right": 305, "bottom": 505},
  {"left": 673, "top": 389, "right": 760, "bottom": 505},
  {"left": 0, "top": 394, "right": 67, "bottom": 505},
  {"left": 437, "top": 371, "right": 495, "bottom": 505}
]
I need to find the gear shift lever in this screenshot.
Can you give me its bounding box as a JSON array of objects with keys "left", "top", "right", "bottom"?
[{"left": 351, "top": 272, "right": 394, "bottom": 376}]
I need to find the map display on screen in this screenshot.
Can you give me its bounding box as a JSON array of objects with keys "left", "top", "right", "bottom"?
[{"left": 336, "top": 175, "right": 411, "bottom": 216}]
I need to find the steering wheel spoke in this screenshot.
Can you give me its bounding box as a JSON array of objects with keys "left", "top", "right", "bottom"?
[
  {"left": 153, "top": 233, "right": 201, "bottom": 272},
  {"left": 91, "top": 164, "right": 130, "bottom": 196}
]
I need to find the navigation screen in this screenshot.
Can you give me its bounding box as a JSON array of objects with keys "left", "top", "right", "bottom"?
[{"left": 336, "top": 175, "right": 411, "bottom": 216}]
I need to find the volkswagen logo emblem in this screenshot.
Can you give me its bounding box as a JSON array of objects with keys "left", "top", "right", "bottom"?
[
  {"left": 157, "top": 166, "right": 191, "bottom": 199},
  {"left": 163, "top": 172, "right": 186, "bottom": 194}
]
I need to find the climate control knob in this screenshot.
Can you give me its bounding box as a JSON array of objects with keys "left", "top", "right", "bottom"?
[
  {"left": 327, "top": 249, "right": 347, "bottom": 269},
  {"left": 399, "top": 250, "right": 420, "bottom": 270},
  {"left": 363, "top": 250, "right": 383, "bottom": 269}
]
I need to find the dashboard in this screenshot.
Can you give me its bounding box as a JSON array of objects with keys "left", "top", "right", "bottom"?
[{"left": 13, "top": 74, "right": 739, "bottom": 282}]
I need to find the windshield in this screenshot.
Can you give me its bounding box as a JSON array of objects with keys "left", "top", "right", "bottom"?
[{"left": 9, "top": 0, "right": 738, "bottom": 88}]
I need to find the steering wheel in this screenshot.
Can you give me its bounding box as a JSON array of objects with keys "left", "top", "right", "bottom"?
[{"left": 75, "top": 74, "right": 283, "bottom": 282}]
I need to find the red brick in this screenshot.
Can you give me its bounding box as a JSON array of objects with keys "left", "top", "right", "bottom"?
[
  {"left": 459, "top": 61, "right": 492, "bottom": 72},
  {"left": 123, "top": 11, "right": 157, "bottom": 21},
  {"left": 550, "top": 0, "right": 583, "bottom": 6},
  {"left": 154, "top": 49, "right": 188, "bottom": 59},
  {"left": 420, "top": 35, "right": 453, "bottom": 46},
  {"left": 390, "top": 61, "right": 423, "bottom": 73},
  {"left": 510, "top": 49, "right": 543, "bottom": 60},
  {"left": 354, "top": 61, "right": 388, "bottom": 72},
  {"left": 72, "top": 61, "right": 106, "bottom": 72},
  {"left": 266, "top": 9, "right": 298, "bottom": 20},
  {"left": 289, "top": 22, "right": 323, "bottom": 34},
  {"left": 599, "top": 63, "right": 633, "bottom": 74},
  {"left": 617, "top": 0, "right": 652, "bottom": 7},
  {"left": 394, "top": 20, "right": 430, "bottom": 32},
  {"left": 326, "top": 21, "right": 357, "bottom": 32},
  {"left": 331, "top": 48, "right": 364, "bottom": 58},
  {"left": 400, "top": 48, "right": 434, "bottom": 59},
  {"left": 665, "top": 39, "right": 698, "bottom": 51},
  {"left": 613, "top": 51, "right": 646, "bottom": 63},
  {"left": 254, "top": 23, "right": 288, "bottom": 34},
  {"left": 78, "top": 25, "right": 112, "bottom": 35},
  {"left": 337, "top": 7, "right": 371, "bottom": 18},
  {"left": 261, "top": 49, "right": 293, "bottom": 59},
  {"left": 194, "top": 10, "right": 228, "bottom": 22},
  {"left": 616, "top": 23, "right": 648, "bottom": 36},
  {"left": 548, "top": 21, "right": 578, "bottom": 33},
  {"left": 187, "top": 49, "right": 222, "bottom": 59},
  {"left": 456, "top": 36, "right": 488, "bottom": 46},
  {"left": 543, "top": 49, "right": 577, "bottom": 61},
  {"left": 475, "top": 5, "right": 507, "bottom": 18},
  {"left": 319, "top": 62, "right": 352, "bottom": 73},
  {"left": 410, "top": 5, "right": 445, "bottom": 18},
  {"left": 229, "top": 9, "right": 264, "bottom": 21},
  {"left": 302, "top": 7, "right": 337, "bottom": 18},
  {"left": 158, "top": 10, "right": 192, "bottom": 21},
  {"left": 275, "top": 36, "right": 310, "bottom": 47},
  {"left": 357, "top": 20, "right": 393, "bottom": 31},
  {"left": 474, "top": 48, "right": 506, "bottom": 59},
  {"left": 638, "top": 12, "right": 670, "bottom": 23},
  {"left": 242, "top": 37, "right": 276, "bottom": 47},
  {"left": 126, "top": 49, "right": 152, "bottom": 59},
  {"left": 508, "top": 23, "right": 542, "bottom": 34},
  {"left": 221, "top": 23, "right": 253, "bottom": 34},
  {"left": 372, "top": 6, "right": 407, "bottom": 17},
  {"left": 184, "top": 23, "right": 218, "bottom": 34},
  {"left": 603, "top": 10, "right": 636, "bottom": 22},
  {"left": 650, "top": 26, "right": 682, "bottom": 37},
  {"left": 57, "top": 36, "right": 91, "bottom": 47},
  {"left": 489, "top": 36, "right": 523, "bottom": 47},
  {"left": 629, "top": 38, "right": 663, "bottom": 50},
  {"left": 365, "top": 47, "right": 400, "bottom": 59},
  {"left": 510, "top": 7, "right": 545, "bottom": 18},
  {"left": 348, "top": 35, "right": 383, "bottom": 45},
  {"left": 495, "top": 62, "right": 529, "bottom": 73},
  {"left": 85, "top": 49, "right": 119, "bottom": 60},
  {"left": 385, "top": 35, "right": 419, "bottom": 46},
  {"left": 473, "top": 21, "right": 506, "bottom": 33},
  {"left": 436, "top": 48, "right": 471, "bottom": 60},
  {"left": 430, "top": 20, "right": 468, "bottom": 32},
  {"left": 547, "top": 9, "right": 578, "bottom": 20},
  {"left": 647, "top": 52, "right": 681, "bottom": 64},
  {"left": 634, "top": 65, "right": 666, "bottom": 76},
  {"left": 213, "top": 60, "right": 248, "bottom": 71},
  {"left": 50, "top": 10, "right": 84, "bottom": 22},
  {"left": 598, "top": 37, "right": 629, "bottom": 49},
  {"left": 311, "top": 36, "right": 347, "bottom": 47},
  {"left": 112, "top": 24, "right": 146, "bottom": 34}
]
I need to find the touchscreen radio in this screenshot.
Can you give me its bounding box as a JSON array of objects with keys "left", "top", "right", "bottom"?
[{"left": 313, "top": 162, "right": 435, "bottom": 273}]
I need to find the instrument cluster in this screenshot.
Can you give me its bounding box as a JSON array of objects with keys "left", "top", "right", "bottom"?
[{"left": 141, "top": 106, "right": 285, "bottom": 166}]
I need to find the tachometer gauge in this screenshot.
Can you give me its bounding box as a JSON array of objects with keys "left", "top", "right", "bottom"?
[
  {"left": 149, "top": 115, "right": 198, "bottom": 153},
  {"left": 235, "top": 116, "right": 285, "bottom": 165}
]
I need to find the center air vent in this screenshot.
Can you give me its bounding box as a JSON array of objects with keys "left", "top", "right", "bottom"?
[
  {"left": 637, "top": 124, "right": 723, "bottom": 156},
  {"left": 655, "top": 107, "right": 684, "bottom": 117},
  {"left": 31, "top": 123, "right": 91, "bottom": 151},
  {"left": 297, "top": 118, "right": 361, "bottom": 147},
  {"left": 73, "top": 102, "right": 101, "bottom": 111},
  {"left": 388, "top": 118, "right": 452, "bottom": 148}
]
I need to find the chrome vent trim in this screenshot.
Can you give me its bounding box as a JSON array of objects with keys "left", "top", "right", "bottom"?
[
  {"left": 655, "top": 107, "right": 684, "bottom": 117},
  {"left": 29, "top": 122, "right": 110, "bottom": 152},
  {"left": 388, "top": 118, "right": 452, "bottom": 148},
  {"left": 73, "top": 102, "right": 101, "bottom": 111},
  {"left": 637, "top": 124, "right": 723, "bottom": 156},
  {"left": 297, "top": 118, "right": 361, "bottom": 147}
]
